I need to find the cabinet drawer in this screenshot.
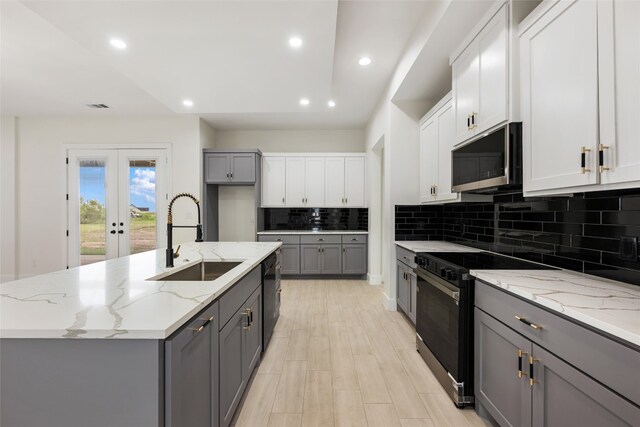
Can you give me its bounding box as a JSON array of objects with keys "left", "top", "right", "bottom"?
[
  {"left": 342, "top": 234, "right": 367, "bottom": 244},
  {"left": 475, "top": 280, "right": 640, "bottom": 405},
  {"left": 218, "top": 267, "right": 261, "bottom": 330},
  {"left": 300, "top": 234, "right": 341, "bottom": 244},
  {"left": 257, "top": 234, "right": 300, "bottom": 244},
  {"left": 395, "top": 245, "right": 416, "bottom": 268}
]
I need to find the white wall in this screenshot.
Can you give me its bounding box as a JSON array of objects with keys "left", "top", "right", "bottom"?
[
  {"left": 215, "top": 129, "right": 365, "bottom": 153},
  {"left": 365, "top": 1, "right": 450, "bottom": 307},
  {"left": 12, "top": 115, "right": 206, "bottom": 278},
  {"left": 1, "top": 117, "right": 17, "bottom": 282}
]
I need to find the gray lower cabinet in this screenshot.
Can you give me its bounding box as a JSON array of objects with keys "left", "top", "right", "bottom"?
[
  {"left": 396, "top": 261, "right": 410, "bottom": 315},
  {"left": 280, "top": 244, "right": 300, "bottom": 275},
  {"left": 301, "top": 244, "right": 342, "bottom": 274},
  {"left": 219, "top": 285, "right": 262, "bottom": 427},
  {"left": 165, "top": 302, "right": 219, "bottom": 427},
  {"left": 395, "top": 257, "right": 416, "bottom": 324},
  {"left": 342, "top": 244, "right": 367, "bottom": 275},
  {"left": 259, "top": 234, "right": 367, "bottom": 276},
  {"left": 475, "top": 287, "right": 640, "bottom": 427}
]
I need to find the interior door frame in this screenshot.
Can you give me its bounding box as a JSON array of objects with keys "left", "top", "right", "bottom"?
[{"left": 65, "top": 143, "right": 172, "bottom": 268}]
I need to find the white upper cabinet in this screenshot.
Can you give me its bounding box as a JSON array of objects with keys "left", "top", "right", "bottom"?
[
  {"left": 521, "top": 0, "right": 599, "bottom": 193},
  {"left": 420, "top": 95, "right": 492, "bottom": 205},
  {"left": 305, "top": 157, "right": 325, "bottom": 206},
  {"left": 285, "top": 157, "right": 306, "bottom": 205},
  {"left": 262, "top": 156, "right": 286, "bottom": 206},
  {"left": 452, "top": 2, "right": 510, "bottom": 145},
  {"left": 520, "top": 0, "right": 640, "bottom": 195},
  {"left": 324, "top": 157, "right": 345, "bottom": 206},
  {"left": 597, "top": 0, "right": 640, "bottom": 186},
  {"left": 262, "top": 154, "right": 366, "bottom": 208},
  {"left": 344, "top": 157, "right": 366, "bottom": 207}
]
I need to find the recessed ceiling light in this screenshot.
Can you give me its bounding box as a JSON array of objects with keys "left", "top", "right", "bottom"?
[
  {"left": 299, "top": 98, "right": 310, "bottom": 106},
  {"left": 182, "top": 99, "right": 194, "bottom": 107},
  {"left": 289, "top": 36, "right": 303, "bottom": 48},
  {"left": 328, "top": 100, "right": 336, "bottom": 108},
  {"left": 109, "top": 38, "right": 127, "bottom": 50},
  {"left": 358, "top": 56, "right": 372, "bottom": 66}
]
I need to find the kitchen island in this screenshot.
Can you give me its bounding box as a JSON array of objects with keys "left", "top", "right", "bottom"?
[{"left": 0, "top": 241, "right": 281, "bottom": 427}]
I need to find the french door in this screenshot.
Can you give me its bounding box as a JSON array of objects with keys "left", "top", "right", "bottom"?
[{"left": 67, "top": 148, "right": 168, "bottom": 267}]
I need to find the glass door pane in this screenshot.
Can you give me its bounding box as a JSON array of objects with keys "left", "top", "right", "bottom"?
[
  {"left": 128, "top": 160, "right": 157, "bottom": 254},
  {"left": 79, "top": 160, "right": 107, "bottom": 265}
]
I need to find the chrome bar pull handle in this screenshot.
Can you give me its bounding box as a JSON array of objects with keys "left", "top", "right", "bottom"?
[
  {"left": 515, "top": 315, "right": 541, "bottom": 330},
  {"left": 580, "top": 146, "right": 592, "bottom": 173},
  {"left": 598, "top": 144, "right": 610, "bottom": 173}
]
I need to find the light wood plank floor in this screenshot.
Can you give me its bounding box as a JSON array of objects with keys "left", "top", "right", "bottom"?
[{"left": 234, "top": 279, "right": 488, "bottom": 427}]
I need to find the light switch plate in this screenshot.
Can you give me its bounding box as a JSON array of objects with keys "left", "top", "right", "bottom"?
[{"left": 619, "top": 236, "right": 638, "bottom": 261}]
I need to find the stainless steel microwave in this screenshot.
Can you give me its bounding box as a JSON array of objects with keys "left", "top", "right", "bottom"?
[{"left": 451, "top": 122, "right": 522, "bottom": 193}]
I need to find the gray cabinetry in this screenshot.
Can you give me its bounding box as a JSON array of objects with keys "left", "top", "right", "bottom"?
[
  {"left": 165, "top": 302, "right": 219, "bottom": 427},
  {"left": 244, "top": 286, "right": 262, "bottom": 376},
  {"left": 475, "top": 308, "right": 532, "bottom": 427},
  {"left": 280, "top": 244, "right": 300, "bottom": 275},
  {"left": 259, "top": 233, "right": 367, "bottom": 276},
  {"left": 475, "top": 281, "right": 640, "bottom": 426},
  {"left": 342, "top": 244, "right": 367, "bottom": 275},
  {"left": 204, "top": 152, "right": 256, "bottom": 184},
  {"left": 395, "top": 245, "right": 417, "bottom": 324}
]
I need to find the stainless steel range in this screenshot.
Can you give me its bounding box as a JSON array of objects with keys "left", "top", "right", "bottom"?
[{"left": 414, "top": 251, "right": 557, "bottom": 407}]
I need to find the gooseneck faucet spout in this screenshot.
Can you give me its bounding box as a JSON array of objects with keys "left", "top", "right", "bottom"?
[{"left": 166, "top": 193, "right": 203, "bottom": 267}]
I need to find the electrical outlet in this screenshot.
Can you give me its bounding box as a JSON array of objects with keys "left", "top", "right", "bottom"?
[{"left": 619, "top": 236, "right": 638, "bottom": 261}]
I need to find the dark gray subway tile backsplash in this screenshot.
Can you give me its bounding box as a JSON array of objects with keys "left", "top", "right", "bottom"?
[
  {"left": 395, "top": 189, "right": 640, "bottom": 285},
  {"left": 264, "top": 208, "right": 368, "bottom": 231}
]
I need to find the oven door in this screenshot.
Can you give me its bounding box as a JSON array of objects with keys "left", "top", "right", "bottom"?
[{"left": 415, "top": 267, "right": 461, "bottom": 379}]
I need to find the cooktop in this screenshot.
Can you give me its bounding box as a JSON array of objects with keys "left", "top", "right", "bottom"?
[{"left": 416, "top": 251, "right": 559, "bottom": 271}]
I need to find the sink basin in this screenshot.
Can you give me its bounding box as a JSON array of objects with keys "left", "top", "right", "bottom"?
[{"left": 152, "top": 261, "right": 242, "bottom": 281}]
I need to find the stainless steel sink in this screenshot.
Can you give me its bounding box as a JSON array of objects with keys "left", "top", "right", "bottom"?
[{"left": 152, "top": 261, "right": 242, "bottom": 281}]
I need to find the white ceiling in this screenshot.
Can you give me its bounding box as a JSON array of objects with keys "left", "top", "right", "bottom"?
[{"left": 1, "top": 0, "right": 430, "bottom": 129}]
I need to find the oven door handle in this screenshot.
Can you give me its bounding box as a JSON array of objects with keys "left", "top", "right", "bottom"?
[{"left": 415, "top": 269, "right": 460, "bottom": 302}]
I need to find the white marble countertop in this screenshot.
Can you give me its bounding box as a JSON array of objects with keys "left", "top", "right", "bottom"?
[
  {"left": 0, "top": 242, "right": 280, "bottom": 340},
  {"left": 258, "top": 230, "right": 368, "bottom": 235},
  {"left": 471, "top": 269, "right": 640, "bottom": 347},
  {"left": 394, "top": 241, "right": 483, "bottom": 253}
]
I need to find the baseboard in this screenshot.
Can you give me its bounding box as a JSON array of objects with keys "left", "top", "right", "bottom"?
[
  {"left": 381, "top": 291, "right": 397, "bottom": 311},
  {"left": 367, "top": 273, "right": 382, "bottom": 285}
]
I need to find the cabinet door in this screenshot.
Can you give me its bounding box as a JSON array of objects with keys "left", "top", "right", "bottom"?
[
  {"left": 325, "top": 157, "right": 345, "bottom": 206},
  {"left": 280, "top": 244, "right": 300, "bottom": 275},
  {"left": 435, "top": 100, "right": 458, "bottom": 202},
  {"left": 521, "top": 0, "right": 599, "bottom": 193},
  {"left": 453, "top": 44, "right": 479, "bottom": 144},
  {"left": 285, "top": 157, "right": 306, "bottom": 207},
  {"left": 320, "top": 245, "right": 342, "bottom": 274},
  {"left": 476, "top": 3, "right": 508, "bottom": 134},
  {"left": 396, "top": 261, "right": 410, "bottom": 314},
  {"left": 262, "top": 157, "right": 286, "bottom": 206},
  {"left": 244, "top": 287, "right": 262, "bottom": 376},
  {"left": 531, "top": 344, "right": 640, "bottom": 427},
  {"left": 344, "top": 157, "right": 365, "bottom": 207},
  {"left": 219, "top": 307, "right": 248, "bottom": 427},
  {"left": 475, "top": 308, "right": 532, "bottom": 427},
  {"left": 305, "top": 157, "right": 325, "bottom": 206},
  {"left": 341, "top": 244, "right": 367, "bottom": 275},
  {"left": 408, "top": 271, "right": 417, "bottom": 324},
  {"left": 205, "top": 154, "right": 230, "bottom": 183},
  {"left": 419, "top": 117, "right": 438, "bottom": 203},
  {"left": 230, "top": 154, "right": 255, "bottom": 184},
  {"left": 300, "top": 245, "right": 321, "bottom": 274},
  {"left": 165, "top": 303, "right": 218, "bottom": 427},
  {"left": 598, "top": 0, "right": 640, "bottom": 185}
]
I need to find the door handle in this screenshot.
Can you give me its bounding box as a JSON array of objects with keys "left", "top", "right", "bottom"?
[
  {"left": 580, "top": 147, "right": 592, "bottom": 174},
  {"left": 598, "top": 144, "right": 610, "bottom": 173},
  {"left": 514, "top": 315, "right": 542, "bottom": 330},
  {"left": 192, "top": 316, "right": 214, "bottom": 333},
  {"left": 517, "top": 349, "right": 528, "bottom": 378}
]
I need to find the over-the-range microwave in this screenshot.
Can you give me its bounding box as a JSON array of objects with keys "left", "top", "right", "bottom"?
[{"left": 451, "top": 122, "right": 522, "bottom": 194}]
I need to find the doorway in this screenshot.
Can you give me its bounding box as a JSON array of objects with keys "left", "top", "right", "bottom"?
[{"left": 67, "top": 148, "right": 169, "bottom": 267}]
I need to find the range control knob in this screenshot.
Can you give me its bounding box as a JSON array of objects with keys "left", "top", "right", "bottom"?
[{"left": 446, "top": 270, "right": 458, "bottom": 281}]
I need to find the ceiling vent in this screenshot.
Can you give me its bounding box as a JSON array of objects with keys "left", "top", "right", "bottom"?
[{"left": 86, "top": 103, "right": 110, "bottom": 109}]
